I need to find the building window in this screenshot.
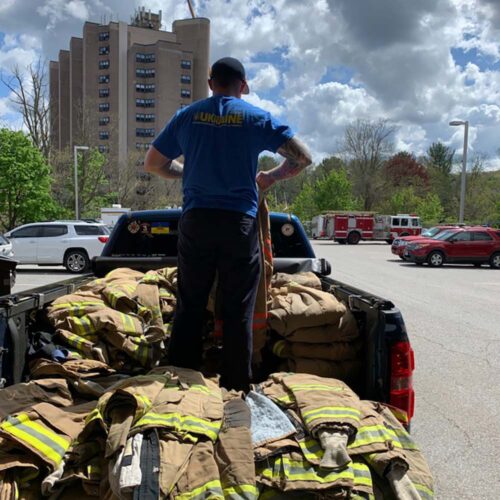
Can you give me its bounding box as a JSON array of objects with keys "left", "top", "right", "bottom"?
[
  {"left": 99, "top": 131, "right": 109, "bottom": 140},
  {"left": 181, "top": 75, "right": 191, "bottom": 84},
  {"left": 99, "top": 45, "right": 110, "bottom": 55},
  {"left": 136, "top": 142, "right": 151, "bottom": 151},
  {"left": 136, "top": 113, "right": 155, "bottom": 122},
  {"left": 181, "top": 59, "right": 191, "bottom": 69},
  {"left": 136, "top": 128, "right": 155, "bottom": 137},
  {"left": 99, "top": 88, "right": 110, "bottom": 98},
  {"left": 98, "top": 145, "right": 109, "bottom": 153},
  {"left": 99, "top": 103, "right": 110, "bottom": 112},
  {"left": 99, "top": 116, "right": 110, "bottom": 126},
  {"left": 99, "top": 32, "right": 110, "bottom": 41},
  {"left": 180, "top": 103, "right": 188, "bottom": 109},
  {"left": 136, "top": 68, "right": 156, "bottom": 78},
  {"left": 136, "top": 83, "right": 155, "bottom": 93},
  {"left": 136, "top": 98, "right": 155, "bottom": 108},
  {"left": 181, "top": 89, "right": 191, "bottom": 98},
  {"left": 99, "top": 60, "right": 110, "bottom": 70},
  {"left": 98, "top": 75, "right": 110, "bottom": 84},
  {"left": 136, "top": 53, "right": 155, "bottom": 63}
]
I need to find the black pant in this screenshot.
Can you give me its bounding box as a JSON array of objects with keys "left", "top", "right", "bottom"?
[{"left": 168, "top": 208, "right": 261, "bottom": 391}]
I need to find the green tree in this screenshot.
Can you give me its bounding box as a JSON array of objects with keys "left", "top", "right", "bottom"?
[
  {"left": 416, "top": 194, "right": 444, "bottom": 226},
  {"left": 425, "top": 142, "right": 457, "bottom": 218},
  {"left": 291, "top": 183, "right": 317, "bottom": 221},
  {"left": 310, "top": 156, "right": 345, "bottom": 183},
  {"left": 52, "top": 148, "right": 116, "bottom": 218},
  {"left": 314, "top": 169, "right": 357, "bottom": 212},
  {"left": 379, "top": 186, "right": 421, "bottom": 215},
  {"left": 291, "top": 169, "right": 357, "bottom": 221},
  {"left": 0, "top": 129, "right": 62, "bottom": 230}
]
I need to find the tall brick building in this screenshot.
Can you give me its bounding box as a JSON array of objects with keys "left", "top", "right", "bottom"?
[{"left": 50, "top": 8, "right": 210, "bottom": 168}]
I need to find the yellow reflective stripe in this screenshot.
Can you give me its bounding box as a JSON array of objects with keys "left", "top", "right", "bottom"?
[
  {"left": 0, "top": 414, "right": 70, "bottom": 465},
  {"left": 119, "top": 312, "right": 137, "bottom": 334},
  {"left": 223, "top": 484, "right": 258, "bottom": 499},
  {"left": 302, "top": 406, "right": 361, "bottom": 424},
  {"left": 135, "top": 412, "right": 221, "bottom": 441},
  {"left": 85, "top": 408, "right": 103, "bottom": 425},
  {"left": 52, "top": 301, "right": 104, "bottom": 310},
  {"left": 414, "top": 483, "right": 434, "bottom": 499},
  {"left": 175, "top": 479, "right": 223, "bottom": 499},
  {"left": 349, "top": 425, "right": 398, "bottom": 449},
  {"left": 136, "top": 394, "right": 152, "bottom": 408},
  {"left": 127, "top": 337, "right": 150, "bottom": 366},
  {"left": 352, "top": 462, "right": 372, "bottom": 487},
  {"left": 386, "top": 426, "right": 419, "bottom": 450},
  {"left": 272, "top": 340, "right": 286, "bottom": 357},
  {"left": 275, "top": 456, "right": 353, "bottom": 483},
  {"left": 388, "top": 407, "right": 409, "bottom": 424},
  {"left": 287, "top": 384, "right": 345, "bottom": 392},
  {"left": 298, "top": 437, "right": 323, "bottom": 460},
  {"left": 64, "top": 333, "right": 93, "bottom": 351},
  {"left": 70, "top": 315, "right": 98, "bottom": 337},
  {"left": 87, "top": 463, "right": 101, "bottom": 479},
  {"left": 275, "top": 393, "right": 294, "bottom": 405}
]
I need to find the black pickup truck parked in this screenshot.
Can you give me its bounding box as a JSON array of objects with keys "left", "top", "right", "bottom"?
[{"left": 0, "top": 210, "right": 415, "bottom": 424}]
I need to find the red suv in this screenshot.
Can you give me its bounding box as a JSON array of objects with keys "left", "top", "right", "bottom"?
[
  {"left": 391, "top": 225, "right": 463, "bottom": 259},
  {"left": 404, "top": 227, "right": 500, "bottom": 268}
]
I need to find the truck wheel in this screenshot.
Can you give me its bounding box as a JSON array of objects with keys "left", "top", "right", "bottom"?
[
  {"left": 490, "top": 252, "right": 500, "bottom": 269},
  {"left": 64, "top": 250, "right": 90, "bottom": 273},
  {"left": 427, "top": 251, "right": 444, "bottom": 267},
  {"left": 386, "top": 239, "right": 393, "bottom": 244},
  {"left": 347, "top": 232, "right": 361, "bottom": 245},
  {"left": 401, "top": 232, "right": 409, "bottom": 237}
]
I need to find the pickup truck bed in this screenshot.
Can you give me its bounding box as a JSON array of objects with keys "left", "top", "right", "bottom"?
[{"left": 0, "top": 210, "right": 415, "bottom": 424}]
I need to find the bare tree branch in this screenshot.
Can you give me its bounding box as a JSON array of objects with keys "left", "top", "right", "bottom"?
[{"left": 1, "top": 58, "right": 51, "bottom": 159}]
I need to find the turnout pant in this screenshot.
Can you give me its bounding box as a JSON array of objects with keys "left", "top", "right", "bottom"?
[{"left": 168, "top": 208, "right": 261, "bottom": 391}]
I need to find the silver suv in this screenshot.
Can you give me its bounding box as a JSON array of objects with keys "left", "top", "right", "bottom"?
[{"left": 4, "top": 221, "right": 110, "bottom": 273}]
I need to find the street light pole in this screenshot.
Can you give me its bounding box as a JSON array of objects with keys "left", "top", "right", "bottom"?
[
  {"left": 73, "top": 145, "right": 89, "bottom": 220},
  {"left": 449, "top": 120, "right": 469, "bottom": 224}
]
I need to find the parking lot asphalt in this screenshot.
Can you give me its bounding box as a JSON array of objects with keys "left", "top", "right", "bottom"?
[
  {"left": 10, "top": 246, "right": 500, "bottom": 498},
  {"left": 12, "top": 266, "right": 75, "bottom": 293},
  {"left": 312, "top": 240, "right": 500, "bottom": 499}
]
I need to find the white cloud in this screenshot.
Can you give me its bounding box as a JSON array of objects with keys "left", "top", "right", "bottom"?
[
  {"left": 243, "top": 93, "right": 284, "bottom": 117},
  {"left": 248, "top": 64, "right": 280, "bottom": 91},
  {"left": 65, "top": 0, "right": 89, "bottom": 20},
  {"left": 0, "top": 0, "right": 499, "bottom": 167}
]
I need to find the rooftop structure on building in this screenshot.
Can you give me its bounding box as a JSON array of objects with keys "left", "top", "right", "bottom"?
[{"left": 49, "top": 8, "right": 210, "bottom": 168}]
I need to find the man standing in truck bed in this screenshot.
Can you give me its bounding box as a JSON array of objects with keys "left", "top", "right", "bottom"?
[{"left": 144, "top": 57, "right": 312, "bottom": 391}]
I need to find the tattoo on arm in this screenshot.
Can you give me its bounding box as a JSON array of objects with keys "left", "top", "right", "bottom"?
[{"left": 269, "top": 137, "right": 312, "bottom": 181}]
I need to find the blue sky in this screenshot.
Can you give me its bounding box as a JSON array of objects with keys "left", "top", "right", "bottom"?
[{"left": 1, "top": 0, "right": 500, "bottom": 168}]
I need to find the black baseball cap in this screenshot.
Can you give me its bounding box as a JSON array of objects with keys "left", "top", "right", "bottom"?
[{"left": 210, "top": 57, "right": 250, "bottom": 94}]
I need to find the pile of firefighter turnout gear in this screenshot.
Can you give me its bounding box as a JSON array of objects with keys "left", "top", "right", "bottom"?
[
  {"left": 0, "top": 268, "right": 433, "bottom": 498},
  {"left": 0, "top": 371, "right": 433, "bottom": 499},
  {"left": 267, "top": 272, "right": 363, "bottom": 383}
]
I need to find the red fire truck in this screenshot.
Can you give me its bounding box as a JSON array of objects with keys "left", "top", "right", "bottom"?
[{"left": 321, "top": 212, "right": 422, "bottom": 244}]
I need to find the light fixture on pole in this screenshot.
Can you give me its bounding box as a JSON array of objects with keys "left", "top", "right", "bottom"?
[
  {"left": 449, "top": 120, "right": 469, "bottom": 224},
  {"left": 73, "top": 145, "right": 89, "bottom": 220}
]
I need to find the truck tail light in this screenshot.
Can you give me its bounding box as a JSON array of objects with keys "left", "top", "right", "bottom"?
[
  {"left": 98, "top": 236, "right": 109, "bottom": 243},
  {"left": 320, "top": 231, "right": 326, "bottom": 237},
  {"left": 390, "top": 341, "right": 415, "bottom": 424}
]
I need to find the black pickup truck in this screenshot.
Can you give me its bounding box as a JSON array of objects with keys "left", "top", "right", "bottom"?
[{"left": 0, "top": 210, "right": 415, "bottom": 424}]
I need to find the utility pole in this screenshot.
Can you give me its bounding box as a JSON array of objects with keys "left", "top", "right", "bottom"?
[{"left": 449, "top": 120, "right": 469, "bottom": 224}]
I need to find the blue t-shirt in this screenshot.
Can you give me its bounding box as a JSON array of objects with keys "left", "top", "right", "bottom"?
[{"left": 152, "top": 95, "right": 294, "bottom": 217}]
